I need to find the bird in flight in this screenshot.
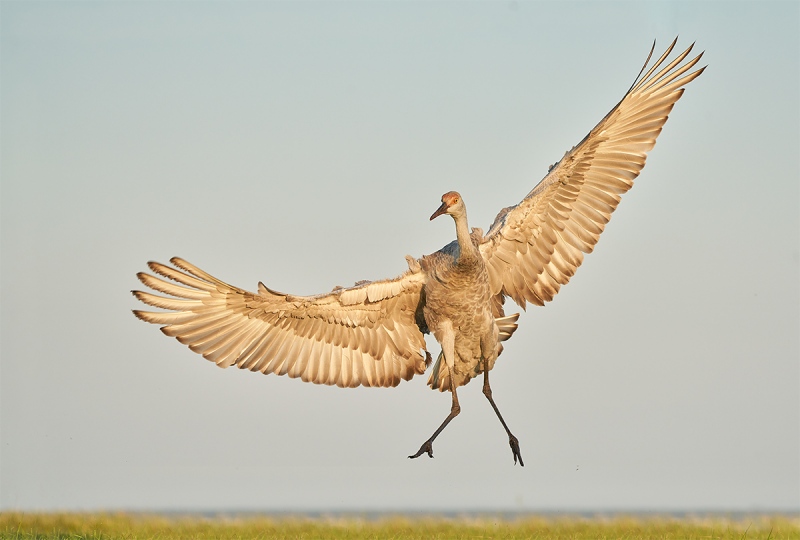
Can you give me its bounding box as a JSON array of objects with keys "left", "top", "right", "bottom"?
[{"left": 133, "top": 39, "right": 705, "bottom": 466}]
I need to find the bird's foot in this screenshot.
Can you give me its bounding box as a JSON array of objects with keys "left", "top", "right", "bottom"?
[
  {"left": 408, "top": 440, "right": 434, "bottom": 460},
  {"left": 509, "top": 435, "right": 524, "bottom": 467}
]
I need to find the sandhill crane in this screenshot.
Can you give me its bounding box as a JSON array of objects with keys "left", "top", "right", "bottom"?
[{"left": 133, "top": 39, "right": 704, "bottom": 466}]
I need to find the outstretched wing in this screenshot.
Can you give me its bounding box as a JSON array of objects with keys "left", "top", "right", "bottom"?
[
  {"left": 133, "top": 257, "right": 430, "bottom": 388},
  {"left": 480, "top": 39, "right": 705, "bottom": 308}
]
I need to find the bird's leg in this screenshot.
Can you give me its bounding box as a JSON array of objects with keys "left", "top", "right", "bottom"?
[
  {"left": 409, "top": 325, "right": 460, "bottom": 460},
  {"left": 482, "top": 365, "right": 524, "bottom": 466},
  {"left": 408, "top": 376, "right": 460, "bottom": 460}
]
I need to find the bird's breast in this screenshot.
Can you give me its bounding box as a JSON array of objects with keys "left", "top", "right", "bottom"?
[{"left": 421, "top": 254, "right": 492, "bottom": 333}]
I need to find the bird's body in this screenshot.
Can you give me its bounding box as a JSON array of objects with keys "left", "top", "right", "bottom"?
[
  {"left": 422, "top": 194, "right": 504, "bottom": 392},
  {"left": 422, "top": 246, "right": 496, "bottom": 391},
  {"left": 133, "top": 39, "right": 705, "bottom": 465}
]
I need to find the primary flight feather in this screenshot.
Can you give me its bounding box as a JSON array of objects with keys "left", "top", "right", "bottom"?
[{"left": 133, "top": 39, "right": 705, "bottom": 466}]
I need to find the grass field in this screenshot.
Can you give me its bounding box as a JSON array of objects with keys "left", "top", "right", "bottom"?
[{"left": 1, "top": 512, "right": 798, "bottom": 540}]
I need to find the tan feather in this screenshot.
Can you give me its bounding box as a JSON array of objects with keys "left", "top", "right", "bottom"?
[
  {"left": 480, "top": 41, "right": 704, "bottom": 309},
  {"left": 133, "top": 255, "right": 428, "bottom": 388}
]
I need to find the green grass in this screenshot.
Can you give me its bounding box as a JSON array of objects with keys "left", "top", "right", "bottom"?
[{"left": 1, "top": 512, "right": 798, "bottom": 540}]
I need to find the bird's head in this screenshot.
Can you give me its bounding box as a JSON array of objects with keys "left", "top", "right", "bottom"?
[{"left": 430, "top": 191, "right": 465, "bottom": 221}]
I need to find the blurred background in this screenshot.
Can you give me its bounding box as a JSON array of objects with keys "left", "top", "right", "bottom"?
[{"left": 1, "top": 1, "right": 797, "bottom": 512}]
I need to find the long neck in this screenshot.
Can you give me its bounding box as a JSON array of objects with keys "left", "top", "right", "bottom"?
[{"left": 453, "top": 211, "right": 479, "bottom": 262}]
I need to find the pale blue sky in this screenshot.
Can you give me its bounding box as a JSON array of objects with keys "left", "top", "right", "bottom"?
[{"left": 1, "top": 1, "right": 798, "bottom": 512}]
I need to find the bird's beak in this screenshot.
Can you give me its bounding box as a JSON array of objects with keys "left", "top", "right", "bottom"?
[{"left": 430, "top": 201, "right": 448, "bottom": 221}]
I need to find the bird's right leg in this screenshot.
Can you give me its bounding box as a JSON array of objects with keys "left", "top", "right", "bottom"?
[
  {"left": 409, "top": 325, "right": 460, "bottom": 460},
  {"left": 407, "top": 379, "right": 460, "bottom": 460}
]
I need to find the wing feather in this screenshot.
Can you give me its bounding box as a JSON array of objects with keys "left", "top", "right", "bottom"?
[
  {"left": 480, "top": 39, "right": 705, "bottom": 308},
  {"left": 132, "top": 258, "right": 430, "bottom": 388}
]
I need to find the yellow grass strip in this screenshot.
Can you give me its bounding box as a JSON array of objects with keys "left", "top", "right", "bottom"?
[{"left": 1, "top": 512, "right": 798, "bottom": 540}]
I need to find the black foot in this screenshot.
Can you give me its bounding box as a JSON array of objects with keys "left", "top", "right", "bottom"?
[
  {"left": 408, "top": 441, "right": 434, "bottom": 460},
  {"left": 509, "top": 435, "right": 524, "bottom": 467}
]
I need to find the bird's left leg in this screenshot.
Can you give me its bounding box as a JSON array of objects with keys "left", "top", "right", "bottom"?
[{"left": 482, "top": 364, "right": 524, "bottom": 466}]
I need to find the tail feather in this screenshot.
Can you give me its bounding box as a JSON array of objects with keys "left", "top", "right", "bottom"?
[
  {"left": 427, "top": 351, "right": 448, "bottom": 392},
  {"left": 496, "top": 313, "right": 520, "bottom": 342}
]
